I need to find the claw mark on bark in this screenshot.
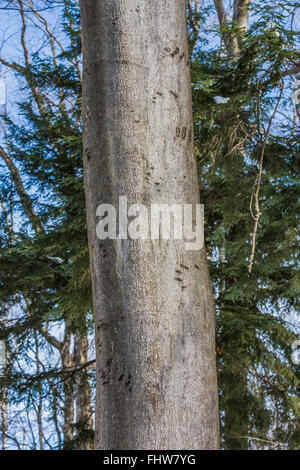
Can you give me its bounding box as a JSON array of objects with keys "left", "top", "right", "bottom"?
[
  {"left": 171, "top": 47, "right": 179, "bottom": 57},
  {"left": 143, "top": 164, "right": 155, "bottom": 185},
  {"left": 125, "top": 374, "right": 132, "bottom": 387},
  {"left": 201, "top": 292, "right": 207, "bottom": 322},
  {"left": 99, "top": 243, "right": 107, "bottom": 259},
  {"left": 84, "top": 147, "right": 92, "bottom": 161},
  {"left": 117, "top": 372, "right": 132, "bottom": 391},
  {"left": 175, "top": 127, "right": 188, "bottom": 140},
  {"left": 169, "top": 90, "right": 178, "bottom": 99},
  {"left": 153, "top": 91, "right": 163, "bottom": 103},
  {"left": 180, "top": 264, "right": 189, "bottom": 271}
]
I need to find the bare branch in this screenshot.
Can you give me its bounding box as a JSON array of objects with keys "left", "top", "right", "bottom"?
[
  {"left": 229, "top": 435, "right": 288, "bottom": 449},
  {"left": 16, "top": 0, "right": 47, "bottom": 115},
  {"left": 0, "top": 146, "right": 43, "bottom": 234},
  {"left": 36, "top": 323, "right": 64, "bottom": 351},
  {"left": 248, "top": 82, "right": 283, "bottom": 273},
  {"left": 187, "top": 0, "right": 203, "bottom": 54}
]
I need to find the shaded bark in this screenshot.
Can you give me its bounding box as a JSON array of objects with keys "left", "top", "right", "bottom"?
[{"left": 80, "top": 0, "right": 219, "bottom": 450}]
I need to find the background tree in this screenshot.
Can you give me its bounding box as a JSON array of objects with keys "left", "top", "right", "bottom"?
[
  {"left": 188, "top": 0, "right": 299, "bottom": 449},
  {"left": 0, "top": 0, "right": 94, "bottom": 450}
]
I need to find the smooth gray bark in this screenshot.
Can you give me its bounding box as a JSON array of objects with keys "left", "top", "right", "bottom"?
[{"left": 80, "top": 0, "right": 219, "bottom": 450}]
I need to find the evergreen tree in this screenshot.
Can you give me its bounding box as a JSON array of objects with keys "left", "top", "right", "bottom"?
[
  {"left": 0, "top": 0, "right": 93, "bottom": 449},
  {"left": 189, "top": 0, "right": 299, "bottom": 449}
]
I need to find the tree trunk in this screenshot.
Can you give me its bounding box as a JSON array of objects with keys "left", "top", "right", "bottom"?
[
  {"left": 74, "top": 331, "right": 94, "bottom": 450},
  {"left": 214, "top": 0, "right": 251, "bottom": 59},
  {"left": 61, "top": 332, "right": 75, "bottom": 449},
  {"left": 34, "top": 332, "right": 44, "bottom": 450},
  {"left": 80, "top": 0, "right": 219, "bottom": 449},
  {"left": 0, "top": 339, "right": 7, "bottom": 450}
]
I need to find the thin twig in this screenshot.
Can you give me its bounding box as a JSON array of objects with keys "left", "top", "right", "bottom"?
[
  {"left": 229, "top": 434, "right": 288, "bottom": 449},
  {"left": 248, "top": 83, "right": 283, "bottom": 273}
]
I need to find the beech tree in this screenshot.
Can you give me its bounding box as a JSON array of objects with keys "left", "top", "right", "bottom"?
[
  {"left": 80, "top": 0, "right": 220, "bottom": 449},
  {"left": 1, "top": 0, "right": 297, "bottom": 451}
]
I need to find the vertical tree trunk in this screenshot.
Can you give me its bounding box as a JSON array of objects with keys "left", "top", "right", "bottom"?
[
  {"left": 34, "top": 332, "right": 44, "bottom": 450},
  {"left": 80, "top": 0, "right": 219, "bottom": 449},
  {"left": 74, "top": 331, "right": 94, "bottom": 450},
  {"left": 1, "top": 393, "right": 7, "bottom": 450},
  {"left": 61, "top": 332, "right": 75, "bottom": 449},
  {"left": 0, "top": 339, "right": 7, "bottom": 450}
]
